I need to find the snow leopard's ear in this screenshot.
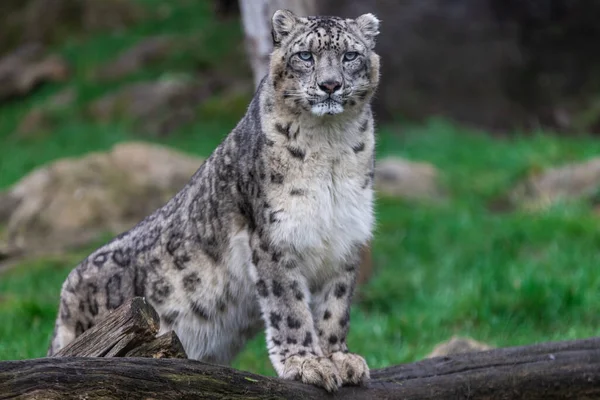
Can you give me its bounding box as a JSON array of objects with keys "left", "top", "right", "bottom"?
[
  {"left": 355, "top": 13, "right": 380, "bottom": 48},
  {"left": 272, "top": 9, "right": 298, "bottom": 47}
]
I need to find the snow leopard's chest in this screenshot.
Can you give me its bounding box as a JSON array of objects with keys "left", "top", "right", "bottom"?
[{"left": 265, "top": 129, "right": 374, "bottom": 279}]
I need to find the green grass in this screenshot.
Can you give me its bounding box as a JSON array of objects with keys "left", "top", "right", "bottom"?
[
  {"left": 1, "top": 0, "right": 600, "bottom": 377},
  {"left": 0, "top": 0, "right": 247, "bottom": 189}
]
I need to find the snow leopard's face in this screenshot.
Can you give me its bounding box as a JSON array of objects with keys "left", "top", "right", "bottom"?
[{"left": 270, "top": 10, "right": 380, "bottom": 117}]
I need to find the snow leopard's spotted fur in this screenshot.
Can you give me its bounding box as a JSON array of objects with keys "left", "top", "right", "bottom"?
[{"left": 49, "top": 9, "right": 380, "bottom": 392}]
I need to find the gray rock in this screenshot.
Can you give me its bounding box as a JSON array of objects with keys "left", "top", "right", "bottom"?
[
  {"left": 0, "top": 44, "right": 69, "bottom": 102},
  {"left": 94, "top": 36, "right": 176, "bottom": 81},
  {"left": 1, "top": 142, "right": 203, "bottom": 254},
  {"left": 426, "top": 336, "right": 493, "bottom": 358},
  {"left": 88, "top": 76, "right": 224, "bottom": 136},
  {"left": 509, "top": 158, "right": 600, "bottom": 210},
  {"left": 375, "top": 157, "right": 444, "bottom": 201},
  {"left": 0, "top": 0, "right": 144, "bottom": 53}
]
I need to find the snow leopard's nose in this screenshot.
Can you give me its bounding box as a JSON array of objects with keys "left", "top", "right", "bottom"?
[{"left": 319, "top": 80, "right": 342, "bottom": 94}]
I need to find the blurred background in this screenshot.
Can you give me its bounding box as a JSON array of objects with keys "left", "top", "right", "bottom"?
[{"left": 1, "top": 0, "right": 600, "bottom": 374}]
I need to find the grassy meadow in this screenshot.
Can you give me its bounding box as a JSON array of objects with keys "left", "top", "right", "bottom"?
[{"left": 1, "top": 0, "right": 599, "bottom": 377}]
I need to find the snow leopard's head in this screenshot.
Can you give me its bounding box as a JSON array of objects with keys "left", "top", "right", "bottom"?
[{"left": 270, "top": 10, "right": 380, "bottom": 117}]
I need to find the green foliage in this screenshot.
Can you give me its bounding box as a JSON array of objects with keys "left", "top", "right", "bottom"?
[
  {"left": 0, "top": 0, "right": 246, "bottom": 190},
  {"left": 1, "top": 0, "right": 599, "bottom": 377}
]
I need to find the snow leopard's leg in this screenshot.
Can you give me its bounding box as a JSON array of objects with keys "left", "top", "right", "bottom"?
[
  {"left": 250, "top": 234, "right": 343, "bottom": 392},
  {"left": 311, "top": 246, "right": 370, "bottom": 386}
]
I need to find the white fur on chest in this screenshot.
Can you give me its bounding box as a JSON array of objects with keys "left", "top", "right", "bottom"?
[{"left": 266, "top": 122, "right": 374, "bottom": 279}]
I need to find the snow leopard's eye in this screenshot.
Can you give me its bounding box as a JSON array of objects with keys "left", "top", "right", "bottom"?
[
  {"left": 297, "top": 51, "right": 313, "bottom": 62},
  {"left": 343, "top": 52, "right": 358, "bottom": 62}
]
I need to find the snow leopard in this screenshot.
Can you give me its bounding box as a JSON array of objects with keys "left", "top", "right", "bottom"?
[{"left": 49, "top": 9, "right": 380, "bottom": 392}]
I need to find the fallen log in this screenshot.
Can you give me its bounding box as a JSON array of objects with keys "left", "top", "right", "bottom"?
[
  {"left": 2, "top": 336, "right": 600, "bottom": 399},
  {"left": 10, "top": 298, "right": 600, "bottom": 398}
]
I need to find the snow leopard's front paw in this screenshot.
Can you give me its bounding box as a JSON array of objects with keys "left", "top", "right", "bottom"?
[
  {"left": 329, "top": 351, "right": 370, "bottom": 386},
  {"left": 281, "top": 354, "right": 342, "bottom": 392}
]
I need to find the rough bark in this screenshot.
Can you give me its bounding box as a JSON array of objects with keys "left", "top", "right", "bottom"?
[
  {"left": 3, "top": 337, "right": 600, "bottom": 399},
  {"left": 54, "top": 297, "right": 160, "bottom": 357},
  {"left": 124, "top": 331, "right": 187, "bottom": 359}
]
